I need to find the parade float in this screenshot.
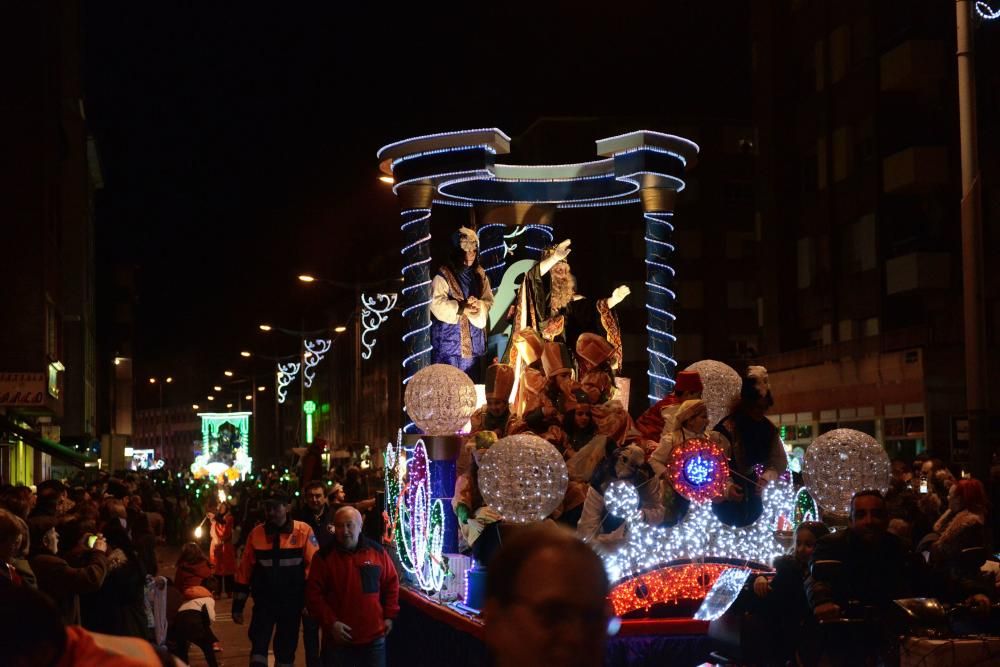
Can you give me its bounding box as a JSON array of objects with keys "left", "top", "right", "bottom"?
[{"left": 368, "top": 128, "right": 890, "bottom": 666}]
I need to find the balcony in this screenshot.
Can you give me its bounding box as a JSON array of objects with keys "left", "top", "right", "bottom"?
[{"left": 752, "top": 326, "right": 929, "bottom": 372}]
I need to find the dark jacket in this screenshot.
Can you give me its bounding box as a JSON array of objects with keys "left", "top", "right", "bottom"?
[
  {"left": 30, "top": 550, "right": 108, "bottom": 625},
  {"left": 806, "top": 528, "right": 923, "bottom": 612},
  {"left": 294, "top": 504, "right": 336, "bottom": 551}
]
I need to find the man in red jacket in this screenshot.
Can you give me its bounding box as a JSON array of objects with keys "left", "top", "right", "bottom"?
[{"left": 306, "top": 506, "right": 399, "bottom": 667}]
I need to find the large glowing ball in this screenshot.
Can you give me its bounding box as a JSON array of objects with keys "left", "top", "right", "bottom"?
[
  {"left": 684, "top": 360, "right": 742, "bottom": 429},
  {"left": 605, "top": 480, "right": 640, "bottom": 520},
  {"left": 802, "top": 429, "right": 890, "bottom": 517},
  {"left": 666, "top": 437, "right": 730, "bottom": 502},
  {"left": 404, "top": 364, "right": 478, "bottom": 435},
  {"left": 478, "top": 433, "right": 568, "bottom": 523}
]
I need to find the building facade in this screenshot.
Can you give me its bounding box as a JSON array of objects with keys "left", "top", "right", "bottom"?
[
  {"left": 750, "top": 0, "right": 1000, "bottom": 462},
  {"left": 0, "top": 0, "right": 101, "bottom": 482}
]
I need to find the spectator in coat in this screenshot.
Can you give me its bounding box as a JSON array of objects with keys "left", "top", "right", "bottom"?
[
  {"left": 2, "top": 585, "right": 175, "bottom": 667},
  {"left": 306, "top": 506, "right": 400, "bottom": 667},
  {"left": 232, "top": 490, "right": 319, "bottom": 667},
  {"left": 300, "top": 439, "right": 328, "bottom": 489},
  {"left": 174, "top": 542, "right": 214, "bottom": 597},
  {"left": 29, "top": 517, "right": 109, "bottom": 625},
  {"left": 0, "top": 507, "right": 26, "bottom": 589},
  {"left": 295, "top": 480, "right": 338, "bottom": 667},
  {"left": 210, "top": 501, "right": 237, "bottom": 597},
  {"left": 806, "top": 490, "right": 923, "bottom": 620}
]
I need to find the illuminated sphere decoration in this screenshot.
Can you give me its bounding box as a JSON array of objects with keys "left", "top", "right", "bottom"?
[
  {"left": 684, "top": 360, "right": 742, "bottom": 429},
  {"left": 802, "top": 428, "right": 890, "bottom": 517},
  {"left": 478, "top": 433, "right": 568, "bottom": 523},
  {"left": 666, "top": 437, "right": 729, "bottom": 502},
  {"left": 403, "top": 364, "right": 478, "bottom": 435},
  {"left": 605, "top": 480, "right": 641, "bottom": 521}
]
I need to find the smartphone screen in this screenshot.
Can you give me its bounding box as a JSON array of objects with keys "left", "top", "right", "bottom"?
[
  {"left": 87, "top": 534, "right": 98, "bottom": 548},
  {"left": 919, "top": 479, "right": 928, "bottom": 494}
]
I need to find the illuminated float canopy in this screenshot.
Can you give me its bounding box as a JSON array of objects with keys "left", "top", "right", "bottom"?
[
  {"left": 192, "top": 411, "right": 253, "bottom": 481},
  {"left": 379, "top": 128, "right": 700, "bottom": 406}
]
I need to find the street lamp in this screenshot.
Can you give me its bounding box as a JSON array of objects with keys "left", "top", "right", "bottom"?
[
  {"left": 334, "top": 325, "right": 347, "bottom": 333},
  {"left": 213, "top": 385, "right": 222, "bottom": 392},
  {"left": 259, "top": 324, "right": 273, "bottom": 332},
  {"left": 240, "top": 351, "right": 252, "bottom": 357},
  {"left": 378, "top": 175, "right": 394, "bottom": 184},
  {"left": 224, "top": 371, "right": 234, "bottom": 377},
  {"left": 298, "top": 274, "right": 316, "bottom": 283},
  {"left": 192, "top": 404, "right": 200, "bottom": 410},
  {"left": 148, "top": 376, "right": 169, "bottom": 459}
]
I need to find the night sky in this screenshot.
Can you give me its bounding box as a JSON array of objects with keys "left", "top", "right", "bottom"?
[{"left": 83, "top": 2, "right": 751, "bottom": 407}]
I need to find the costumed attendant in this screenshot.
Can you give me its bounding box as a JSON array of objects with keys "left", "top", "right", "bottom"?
[
  {"left": 574, "top": 333, "right": 639, "bottom": 447},
  {"left": 557, "top": 403, "right": 609, "bottom": 529},
  {"left": 430, "top": 226, "right": 494, "bottom": 381},
  {"left": 648, "top": 399, "right": 716, "bottom": 525},
  {"left": 712, "top": 366, "right": 788, "bottom": 527},
  {"left": 469, "top": 363, "right": 516, "bottom": 439},
  {"left": 452, "top": 432, "right": 503, "bottom": 562},
  {"left": 635, "top": 370, "right": 703, "bottom": 444},
  {"left": 209, "top": 502, "right": 236, "bottom": 598},
  {"left": 576, "top": 444, "right": 663, "bottom": 549}
]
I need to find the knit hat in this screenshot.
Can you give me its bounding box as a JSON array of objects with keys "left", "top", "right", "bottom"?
[
  {"left": 575, "top": 333, "right": 614, "bottom": 368},
  {"left": 673, "top": 370, "right": 703, "bottom": 394},
  {"left": 485, "top": 363, "right": 515, "bottom": 400}
]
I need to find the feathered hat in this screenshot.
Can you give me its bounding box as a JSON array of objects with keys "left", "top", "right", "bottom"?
[{"left": 452, "top": 226, "right": 479, "bottom": 253}]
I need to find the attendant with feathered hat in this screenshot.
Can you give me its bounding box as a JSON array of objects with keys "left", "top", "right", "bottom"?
[{"left": 430, "top": 226, "right": 494, "bottom": 381}]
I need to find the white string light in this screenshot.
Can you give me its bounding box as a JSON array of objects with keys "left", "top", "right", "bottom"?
[
  {"left": 598, "top": 478, "right": 796, "bottom": 585},
  {"left": 976, "top": 1, "right": 1000, "bottom": 19},
  {"left": 360, "top": 292, "right": 398, "bottom": 360},
  {"left": 302, "top": 339, "right": 331, "bottom": 388},
  {"left": 276, "top": 362, "right": 300, "bottom": 404}
]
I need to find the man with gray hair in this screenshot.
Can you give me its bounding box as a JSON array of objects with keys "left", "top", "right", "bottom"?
[{"left": 306, "top": 506, "right": 400, "bottom": 667}]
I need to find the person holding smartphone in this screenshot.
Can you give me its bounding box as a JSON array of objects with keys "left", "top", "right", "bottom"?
[{"left": 28, "top": 517, "right": 109, "bottom": 625}]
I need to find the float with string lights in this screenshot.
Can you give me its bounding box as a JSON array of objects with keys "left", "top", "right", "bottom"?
[{"left": 599, "top": 475, "right": 796, "bottom": 616}]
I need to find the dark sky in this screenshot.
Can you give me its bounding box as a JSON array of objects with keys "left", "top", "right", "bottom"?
[{"left": 83, "top": 2, "right": 751, "bottom": 407}]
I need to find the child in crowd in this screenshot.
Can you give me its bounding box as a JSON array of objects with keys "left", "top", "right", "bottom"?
[
  {"left": 168, "top": 578, "right": 219, "bottom": 667},
  {"left": 174, "top": 542, "right": 214, "bottom": 597}
]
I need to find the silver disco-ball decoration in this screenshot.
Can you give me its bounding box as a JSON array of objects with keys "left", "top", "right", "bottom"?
[
  {"left": 403, "top": 364, "right": 478, "bottom": 435},
  {"left": 684, "top": 360, "right": 742, "bottom": 428},
  {"left": 802, "top": 428, "right": 890, "bottom": 517},
  {"left": 478, "top": 433, "right": 569, "bottom": 524}
]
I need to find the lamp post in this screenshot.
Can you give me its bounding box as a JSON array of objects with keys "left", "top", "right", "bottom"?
[
  {"left": 956, "top": 0, "right": 993, "bottom": 480},
  {"left": 296, "top": 273, "right": 400, "bottom": 450},
  {"left": 148, "top": 376, "right": 172, "bottom": 460}
]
